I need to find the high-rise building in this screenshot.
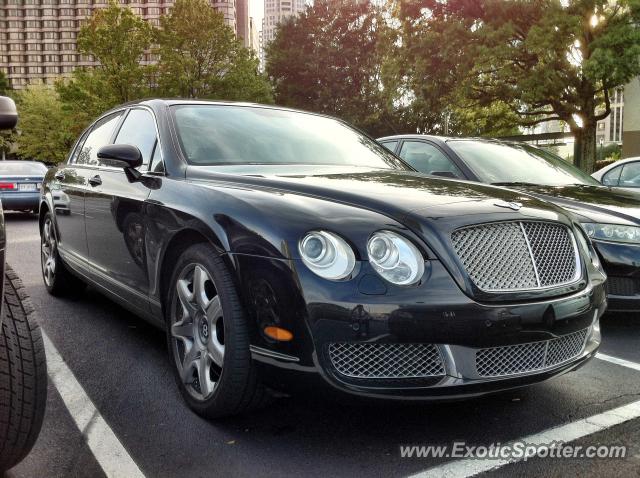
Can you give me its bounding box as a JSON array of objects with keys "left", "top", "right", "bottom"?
[
  {"left": 259, "top": 0, "right": 305, "bottom": 68},
  {"left": 596, "top": 87, "right": 624, "bottom": 147},
  {"left": 623, "top": 78, "right": 639, "bottom": 158},
  {"left": 0, "top": 0, "right": 239, "bottom": 88},
  {"left": 236, "top": 0, "right": 249, "bottom": 48}
]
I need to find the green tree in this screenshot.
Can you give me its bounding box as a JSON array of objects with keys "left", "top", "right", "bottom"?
[
  {"left": 266, "top": 0, "right": 397, "bottom": 135},
  {"left": 397, "top": 0, "right": 640, "bottom": 172},
  {"left": 154, "top": 0, "right": 272, "bottom": 102},
  {"left": 14, "top": 86, "right": 75, "bottom": 163},
  {"left": 55, "top": 70, "right": 118, "bottom": 138},
  {"left": 0, "top": 71, "right": 15, "bottom": 159},
  {"left": 0, "top": 71, "right": 9, "bottom": 96},
  {"left": 76, "top": 0, "right": 153, "bottom": 103}
]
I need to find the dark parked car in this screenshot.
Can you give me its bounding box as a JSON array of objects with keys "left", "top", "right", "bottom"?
[
  {"left": 0, "top": 96, "right": 47, "bottom": 471},
  {"left": 0, "top": 160, "right": 46, "bottom": 214},
  {"left": 40, "top": 100, "right": 606, "bottom": 418},
  {"left": 378, "top": 135, "right": 640, "bottom": 312}
]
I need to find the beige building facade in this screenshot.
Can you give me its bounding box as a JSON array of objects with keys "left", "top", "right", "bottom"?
[
  {"left": 622, "top": 77, "right": 640, "bottom": 158},
  {"left": 0, "top": 0, "right": 244, "bottom": 88}
]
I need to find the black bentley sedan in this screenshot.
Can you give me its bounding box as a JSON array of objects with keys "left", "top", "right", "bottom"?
[
  {"left": 40, "top": 100, "right": 606, "bottom": 418},
  {"left": 378, "top": 135, "right": 640, "bottom": 313}
]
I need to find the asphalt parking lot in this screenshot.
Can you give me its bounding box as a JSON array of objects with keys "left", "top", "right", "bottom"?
[{"left": 3, "top": 212, "right": 640, "bottom": 478}]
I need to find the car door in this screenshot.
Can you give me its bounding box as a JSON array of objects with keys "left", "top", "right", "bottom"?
[
  {"left": 54, "top": 112, "right": 123, "bottom": 261},
  {"left": 84, "top": 107, "right": 157, "bottom": 314},
  {"left": 397, "top": 140, "right": 466, "bottom": 179}
]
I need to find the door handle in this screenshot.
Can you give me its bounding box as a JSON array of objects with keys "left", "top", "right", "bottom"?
[
  {"left": 54, "top": 171, "right": 65, "bottom": 181},
  {"left": 88, "top": 175, "right": 102, "bottom": 187}
]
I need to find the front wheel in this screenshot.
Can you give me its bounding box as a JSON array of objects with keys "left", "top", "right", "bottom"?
[
  {"left": 166, "top": 243, "right": 268, "bottom": 418},
  {"left": 0, "top": 266, "right": 47, "bottom": 471}
]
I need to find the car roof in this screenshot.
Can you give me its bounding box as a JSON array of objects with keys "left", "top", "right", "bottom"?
[
  {"left": 102, "top": 98, "right": 330, "bottom": 119},
  {"left": 377, "top": 134, "right": 516, "bottom": 147}
]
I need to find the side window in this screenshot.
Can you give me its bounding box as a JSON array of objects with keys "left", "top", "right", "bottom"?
[
  {"left": 399, "top": 141, "right": 463, "bottom": 178},
  {"left": 113, "top": 109, "right": 158, "bottom": 168},
  {"left": 602, "top": 166, "right": 622, "bottom": 186},
  {"left": 380, "top": 140, "right": 398, "bottom": 153},
  {"left": 76, "top": 113, "right": 123, "bottom": 166},
  {"left": 149, "top": 143, "right": 165, "bottom": 173},
  {"left": 619, "top": 162, "right": 640, "bottom": 188},
  {"left": 68, "top": 129, "right": 90, "bottom": 164}
]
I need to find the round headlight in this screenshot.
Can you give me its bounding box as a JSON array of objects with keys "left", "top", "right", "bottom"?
[
  {"left": 299, "top": 231, "right": 356, "bottom": 280},
  {"left": 367, "top": 231, "right": 425, "bottom": 285}
]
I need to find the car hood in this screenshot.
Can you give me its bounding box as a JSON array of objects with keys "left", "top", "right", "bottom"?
[
  {"left": 507, "top": 184, "right": 640, "bottom": 226},
  {"left": 187, "top": 165, "right": 566, "bottom": 222}
]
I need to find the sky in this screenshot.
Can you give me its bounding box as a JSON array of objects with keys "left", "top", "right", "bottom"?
[{"left": 250, "top": 0, "right": 264, "bottom": 30}]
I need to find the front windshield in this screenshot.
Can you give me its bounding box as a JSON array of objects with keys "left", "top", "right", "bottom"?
[
  {"left": 172, "top": 105, "right": 408, "bottom": 170},
  {"left": 448, "top": 140, "right": 601, "bottom": 187}
]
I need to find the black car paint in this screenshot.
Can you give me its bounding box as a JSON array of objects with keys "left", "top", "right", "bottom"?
[
  {"left": 40, "top": 100, "right": 606, "bottom": 400},
  {"left": 379, "top": 135, "right": 640, "bottom": 313}
]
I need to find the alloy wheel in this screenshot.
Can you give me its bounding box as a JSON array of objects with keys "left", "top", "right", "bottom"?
[
  {"left": 41, "top": 217, "right": 57, "bottom": 287},
  {"left": 171, "top": 263, "right": 225, "bottom": 401}
]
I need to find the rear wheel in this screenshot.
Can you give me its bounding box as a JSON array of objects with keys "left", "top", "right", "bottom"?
[
  {"left": 0, "top": 266, "right": 47, "bottom": 471},
  {"left": 40, "top": 212, "right": 85, "bottom": 296},
  {"left": 166, "top": 243, "right": 267, "bottom": 418}
]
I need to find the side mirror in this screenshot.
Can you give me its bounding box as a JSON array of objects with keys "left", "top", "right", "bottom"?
[
  {"left": 97, "top": 144, "right": 143, "bottom": 170},
  {"left": 0, "top": 96, "right": 18, "bottom": 130}
]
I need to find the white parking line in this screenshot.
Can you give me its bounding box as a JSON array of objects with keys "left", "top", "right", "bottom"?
[
  {"left": 409, "top": 399, "right": 640, "bottom": 478},
  {"left": 596, "top": 353, "right": 640, "bottom": 373},
  {"left": 42, "top": 331, "right": 146, "bottom": 478}
]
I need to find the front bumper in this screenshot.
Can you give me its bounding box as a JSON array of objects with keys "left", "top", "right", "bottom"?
[
  {"left": 0, "top": 192, "right": 40, "bottom": 211},
  {"left": 239, "top": 255, "right": 607, "bottom": 400},
  {"left": 595, "top": 240, "right": 640, "bottom": 312}
]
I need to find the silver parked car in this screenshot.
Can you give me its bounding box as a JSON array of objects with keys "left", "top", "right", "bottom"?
[{"left": 592, "top": 157, "right": 640, "bottom": 191}]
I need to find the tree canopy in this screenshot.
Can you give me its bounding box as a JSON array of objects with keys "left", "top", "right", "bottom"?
[
  {"left": 154, "top": 0, "right": 272, "bottom": 102},
  {"left": 14, "top": 86, "right": 75, "bottom": 163},
  {"left": 394, "top": 0, "right": 640, "bottom": 172},
  {"left": 267, "top": 0, "right": 398, "bottom": 136}
]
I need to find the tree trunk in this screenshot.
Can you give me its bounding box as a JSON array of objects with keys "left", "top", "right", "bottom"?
[{"left": 572, "top": 122, "right": 597, "bottom": 173}]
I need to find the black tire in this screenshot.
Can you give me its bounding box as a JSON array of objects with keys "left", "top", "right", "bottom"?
[
  {"left": 0, "top": 266, "right": 47, "bottom": 471},
  {"left": 40, "top": 211, "right": 85, "bottom": 297},
  {"left": 166, "top": 243, "right": 268, "bottom": 419}
]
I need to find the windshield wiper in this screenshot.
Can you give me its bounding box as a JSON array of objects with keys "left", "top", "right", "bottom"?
[{"left": 490, "top": 181, "right": 540, "bottom": 187}]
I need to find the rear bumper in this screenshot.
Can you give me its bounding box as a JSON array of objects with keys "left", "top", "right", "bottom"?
[{"left": 0, "top": 192, "right": 40, "bottom": 211}]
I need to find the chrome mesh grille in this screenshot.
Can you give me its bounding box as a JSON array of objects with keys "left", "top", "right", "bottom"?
[
  {"left": 475, "top": 328, "right": 588, "bottom": 377},
  {"left": 328, "top": 343, "right": 445, "bottom": 379},
  {"left": 451, "top": 221, "right": 579, "bottom": 292},
  {"left": 522, "top": 222, "right": 577, "bottom": 287}
]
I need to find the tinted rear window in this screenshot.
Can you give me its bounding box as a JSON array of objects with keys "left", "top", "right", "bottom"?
[{"left": 0, "top": 162, "right": 47, "bottom": 175}]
